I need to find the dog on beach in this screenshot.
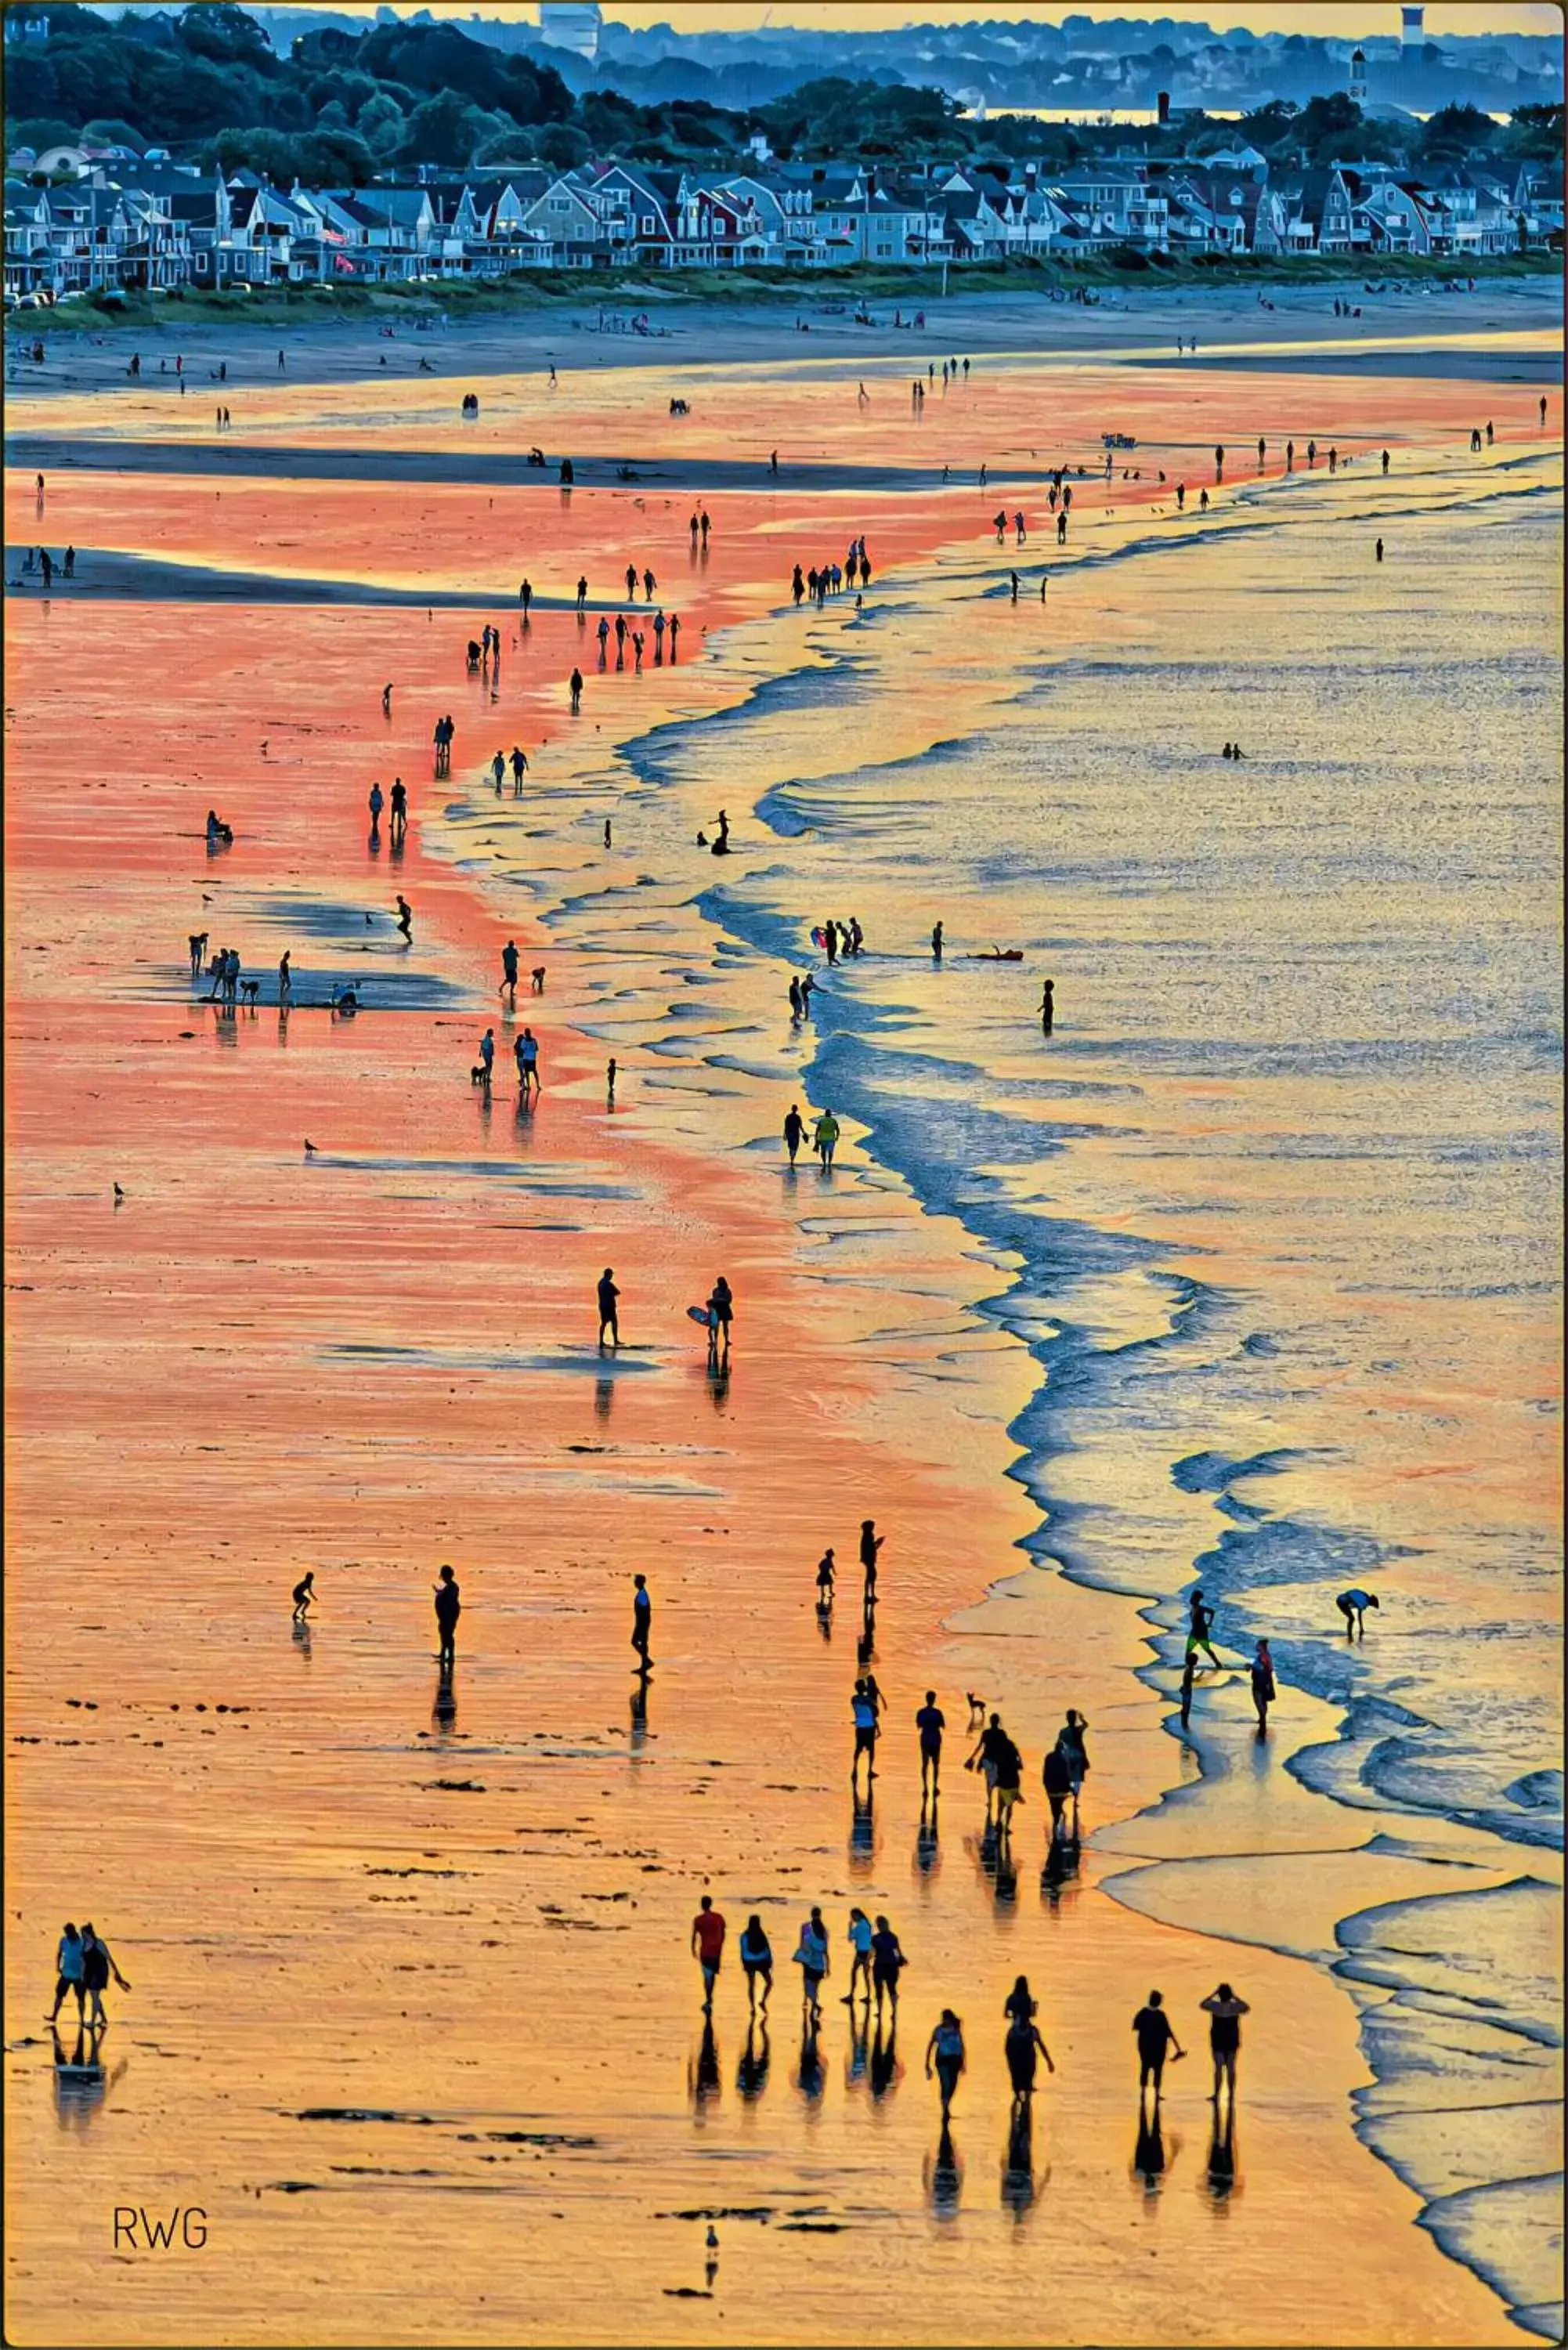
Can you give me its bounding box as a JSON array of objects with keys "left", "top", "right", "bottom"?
[
  {"left": 240, "top": 978, "right": 259, "bottom": 1005},
  {"left": 471, "top": 1065, "right": 491, "bottom": 1086},
  {"left": 966, "top": 1691, "right": 986, "bottom": 1728}
]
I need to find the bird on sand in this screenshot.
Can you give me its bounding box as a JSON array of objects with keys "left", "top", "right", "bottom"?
[
  {"left": 112, "top": 1183, "right": 125, "bottom": 1203},
  {"left": 304, "top": 1141, "right": 317, "bottom": 1156}
]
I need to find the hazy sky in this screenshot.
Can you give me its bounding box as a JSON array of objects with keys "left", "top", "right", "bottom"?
[{"left": 299, "top": 3, "right": 1563, "bottom": 35}]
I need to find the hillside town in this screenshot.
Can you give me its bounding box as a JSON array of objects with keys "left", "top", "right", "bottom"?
[{"left": 5, "top": 140, "right": 1563, "bottom": 305}]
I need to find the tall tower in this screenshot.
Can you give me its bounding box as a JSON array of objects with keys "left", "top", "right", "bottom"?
[
  {"left": 1401, "top": 5, "right": 1424, "bottom": 46},
  {"left": 1349, "top": 45, "right": 1367, "bottom": 103}
]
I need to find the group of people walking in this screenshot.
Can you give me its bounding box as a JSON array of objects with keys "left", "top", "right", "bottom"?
[{"left": 688, "top": 1887, "right": 1248, "bottom": 2126}]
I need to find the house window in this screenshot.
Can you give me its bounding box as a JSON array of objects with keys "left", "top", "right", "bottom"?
[{"left": 641, "top": 214, "right": 655, "bottom": 233}]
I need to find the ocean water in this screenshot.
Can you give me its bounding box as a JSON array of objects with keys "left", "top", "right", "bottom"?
[{"left": 547, "top": 441, "right": 1564, "bottom": 2322}]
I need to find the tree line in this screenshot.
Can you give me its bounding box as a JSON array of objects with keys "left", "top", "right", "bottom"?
[{"left": 5, "top": 2, "right": 1562, "bottom": 186}]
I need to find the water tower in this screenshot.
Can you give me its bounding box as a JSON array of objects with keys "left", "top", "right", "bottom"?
[{"left": 1401, "top": 5, "right": 1424, "bottom": 46}]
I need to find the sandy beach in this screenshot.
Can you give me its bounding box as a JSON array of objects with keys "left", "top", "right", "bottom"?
[{"left": 5, "top": 277, "right": 1562, "bottom": 2346}]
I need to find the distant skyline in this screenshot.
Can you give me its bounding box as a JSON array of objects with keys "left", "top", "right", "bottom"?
[{"left": 246, "top": 2, "right": 1563, "bottom": 37}]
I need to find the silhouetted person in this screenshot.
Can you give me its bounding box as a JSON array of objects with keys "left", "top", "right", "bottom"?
[
  {"left": 1250, "top": 1639, "right": 1276, "bottom": 1734},
  {"left": 291, "top": 1571, "right": 314, "bottom": 1622},
  {"left": 1040, "top": 979, "right": 1054, "bottom": 1035},
  {"left": 1201, "top": 1983, "right": 1248, "bottom": 2106},
  {"left": 931, "top": 921, "right": 943, "bottom": 960},
  {"left": 927, "top": 2010, "right": 966, "bottom": 2117},
  {"left": 1337, "top": 1587, "right": 1378, "bottom": 1637},
  {"left": 631, "top": 1572, "right": 652, "bottom": 1669},
  {"left": 433, "top": 1564, "right": 461, "bottom": 1665},
  {"left": 1133, "top": 1990, "right": 1183, "bottom": 2099},
  {"left": 597, "top": 1267, "right": 620, "bottom": 1347}
]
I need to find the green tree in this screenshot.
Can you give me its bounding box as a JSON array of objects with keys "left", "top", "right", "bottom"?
[
  {"left": 178, "top": 5, "right": 273, "bottom": 70},
  {"left": 394, "top": 89, "right": 490, "bottom": 170},
  {"left": 1420, "top": 103, "right": 1497, "bottom": 161},
  {"left": 537, "top": 121, "right": 590, "bottom": 170},
  {"left": 1295, "top": 91, "right": 1363, "bottom": 161},
  {"left": 81, "top": 117, "right": 147, "bottom": 152},
  {"left": 356, "top": 91, "right": 406, "bottom": 157}
]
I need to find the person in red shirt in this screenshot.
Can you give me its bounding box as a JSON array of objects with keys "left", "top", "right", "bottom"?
[{"left": 691, "top": 1896, "right": 726, "bottom": 2013}]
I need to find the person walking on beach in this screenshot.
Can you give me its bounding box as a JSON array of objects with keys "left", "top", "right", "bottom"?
[
  {"left": 1337, "top": 1588, "right": 1378, "bottom": 1637},
  {"left": 927, "top": 2011, "right": 966, "bottom": 2117},
  {"left": 1042, "top": 1737, "right": 1073, "bottom": 1842},
  {"left": 1250, "top": 1639, "right": 1276, "bottom": 1735},
  {"left": 870, "top": 1915, "right": 907, "bottom": 2016},
  {"left": 851, "top": 1678, "right": 879, "bottom": 1792},
  {"left": 516, "top": 1027, "right": 540, "bottom": 1098},
  {"left": 1059, "top": 1708, "right": 1089, "bottom": 1834},
  {"left": 1133, "top": 1990, "right": 1184, "bottom": 2099},
  {"left": 396, "top": 895, "right": 413, "bottom": 942},
  {"left": 1376, "top": 538, "right": 1384, "bottom": 564},
  {"left": 278, "top": 952, "right": 292, "bottom": 1007},
  {"left": 1187, "top": 1587, "right": 1221, "bottom": 1668},
  {"left": 814, "top": 1110, "right": 840, "bottom": 1169},
  {"left": 475, "top": 1028, "right": 495, "bottom": 1091},
  {"left": 931, "top": 920, "right": 944, "bottom": 960},
  {"left": 597, "top": 1267, "right": 620, "bottom": 1349},
  {"left": 569, "top": 666, "right": 583, "bottom": 714},
  {"left": 1201, "top": 1983, "right": 1249, "bottom": 2106},
  {"left": 966, "top": 1710, "right": 1010, "bottom": 1826},
  {"left": 844, "top": 1907, "right": 874, "bottom": 2005},
  {"left": 992, "top": 1724, "right": 1024, "bottom": 1836},
  {"left": 390, "top": 779, "right": 406, "bottom": 840},
  {"left": 631, "top": 1573, "right": 652, "bottom": 1669},
  {"left": 816, "top": 1547, "right": 836, "bottom": 1609},
  {"left": 80, "top": 1926, "right": 131, "bottom": 2029},
  {"left": 859, "top": 1519, "right": 883, "bottom": 1603},
  {"left": 691, "top": 1895, "right": 726, "bottom": 2014},
  {"left": 794, "top": 1907, "right": 829, "bottom": 2022},
  {"left": 705, "top": 1274, "right": 733, "bottom": 1365},
  {"left": 291, "top": 1570, "right": 314, "bottom": 1622},
  {"left": 739, "top": 1914, "right": 773, "bottom": 2012},
  {"left": 916, "top": 1690, "right": 945, "bottom": 1799},
  {"left": 432, "top": 1565, "right": 461, "bottom": 1665},
  {"left": 1004, "top": 1986, "right": 1055, "bottom": 2103},
  {"left": 49, "top": 1925, "right": 86, "bottom": 2023},
  {"left": 783, "top": 1104, "right": 807, "bottom": 1166},
  {"left": 500, "top": 939, "right": 520, "bottom": 1006}
]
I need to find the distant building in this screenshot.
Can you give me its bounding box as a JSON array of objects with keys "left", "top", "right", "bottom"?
[
  {"left": 5, "top": 10, "right": 50, "bottom": 40},
  {"left": 538, "top": 2, "right": 601, "bottom": 60},
  {"left": 1400, "top": 5, "right": 1424, "bottom": 47},
  {"left": 1349, "top": 47, "right": 1368, "bottom": 106}
]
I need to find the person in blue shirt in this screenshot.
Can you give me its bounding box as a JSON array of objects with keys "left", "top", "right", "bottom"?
[{"left": 1337, "top": 1588, "right": 1379, "bottom": 1638}]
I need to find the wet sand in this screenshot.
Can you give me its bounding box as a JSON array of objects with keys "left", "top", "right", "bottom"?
[{"left": 5, "top": 284, "right": 1559, "bottom": 2345}]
